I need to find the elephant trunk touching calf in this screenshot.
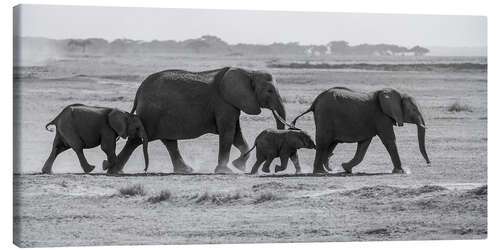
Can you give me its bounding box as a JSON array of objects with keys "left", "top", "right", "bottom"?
[{"left": 105, "top": 67, "right": 287, "bottom": 174}]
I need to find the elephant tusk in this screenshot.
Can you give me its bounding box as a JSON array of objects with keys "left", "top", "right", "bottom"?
[
  {"left": 272, "top": 110, "right": 298, "bottom": 130},
  {"left": 418, "top": 123, "right": 426, "bottom": 129}
]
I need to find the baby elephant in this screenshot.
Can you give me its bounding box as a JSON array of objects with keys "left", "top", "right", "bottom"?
[
  {"left": 42, "top": 104, "right": 149, "bottom": 174},
  {"left": 246, "top": 128, "right": 316, "bottom": 174}
]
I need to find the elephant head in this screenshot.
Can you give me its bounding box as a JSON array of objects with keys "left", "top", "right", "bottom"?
[
  {"left": 108, "top": 110, "right": 149, "bottom": 171},
  {"left": 377, "top": 89, "right": 430, "bottom": 165},
  {"left": 286, "top": 130, "right": 316, "bottom": 149},
  {"left": 218, "top": 67, "right": 286, "bottom": 129}
]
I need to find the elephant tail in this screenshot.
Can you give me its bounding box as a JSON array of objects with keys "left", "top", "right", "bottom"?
[
  {"left": 291, "top": 105, "right": 314, "bottom": 126},
  {"left": 242, "top": 144, "right": 257, "bottom": 158},
  {"left": 130, "top": 95, "right": 138, "bottom": 114},
  {"left": 130, "top": 84, "right": 143, "bottom": 114}
]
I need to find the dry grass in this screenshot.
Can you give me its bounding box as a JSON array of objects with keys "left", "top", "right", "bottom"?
[
  {"left": 194, "top": 191, "right": 242, "bottom": 205},
  {"left": 448, "top": 101, "right": 473, "bottom": 112},
  {"left": 147, "top": 190, "right": 171, "bottom": 203},
  {"left": 118, "top": 184, "right": 146, "bottom": 197},
  {"left": 253, "top": 192, "right": 280, "bottom": 204}
]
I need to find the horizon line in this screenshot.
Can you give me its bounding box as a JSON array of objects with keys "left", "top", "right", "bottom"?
[{"left": 16, "top": 35, "right": 487, "bottom": 49}]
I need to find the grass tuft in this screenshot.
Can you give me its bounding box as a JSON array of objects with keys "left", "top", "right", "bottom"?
[
  {"left": 118, "top": 184, "right": 146, "bottom": 197},
  {"left": 447, "top": 102, "right": 473, "bottom": 112},
  {"left": 467, "top": 185, "right": 487, "bottom": 196},
  {"left": 194, "top": 191, "right": 242, "bottom": 205},
  {"left": 253, "top": 192, "right": 280, "bottom": 204},
  {"left": 147, "top": 190, "right": 171, "bottom": 203}
]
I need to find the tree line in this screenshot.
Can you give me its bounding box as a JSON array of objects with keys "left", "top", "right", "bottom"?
[{"left": 16, "top": 35, "right": 430, "bottom": 56}]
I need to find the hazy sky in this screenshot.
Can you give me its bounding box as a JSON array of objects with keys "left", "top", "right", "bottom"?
[{"left": 15, "top": 4, "right": 487, "bottom": 47}]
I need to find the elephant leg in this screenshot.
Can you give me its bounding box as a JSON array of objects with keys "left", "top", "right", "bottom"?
[
  {"left": 324, "top": 142, "right": 337, "bottom": 172},
  {"left": 161, "top": 139, "right": 193, "bottom": 174},
  {"left": 214, "top": 123, "right": 237, "bottom": 174},
  {"left": 61, "top": 129, "right": 94, "bottom": 173},
  {"left": 231, "top": 121, "right": 250, "bottom": 172},
  {"left": 249, "top": 151, "right": 265, "bottom": 175},
  {"left": 100, "top": 138, "right": 117, "bottom": 171},
  {"left": 379, "top": 134, "right": 403, "bottom": 174},
  {"left": 261, "top": 158, "right": 273, "bottom": 174},
  {"left": 73, "top": 148, "right": 95, "bottom": 173},
  {"left": 313, "top": 147, "right": 330, "bottom": 174},
  {"left": 342, "top": 138, "right": 372, "bottom": 173},
  {"left": 290, "top": 152, "right": 302, "bottom": 174},
  {"left": 41, "top": 134, "right": 69, "bottom": 174},
  {"left": 275, "top": 153, "right": 290, "bottom": 173},
  {"left": 104, "top": 137, "right": 141, "bottom": 174}
]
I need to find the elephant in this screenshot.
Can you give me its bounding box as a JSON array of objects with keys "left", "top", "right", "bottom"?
[
  {"left": 103, "top": 67, "right": 287, "bottom": 174},
  {"left": 292, "top": 87, "right": 430, "bottom": 174},
  {"left": 42, "top": 104, "right": 149, "bottom": 174},
  {"left": 245, "top": 126, "right": 316, "bottom": 175}
]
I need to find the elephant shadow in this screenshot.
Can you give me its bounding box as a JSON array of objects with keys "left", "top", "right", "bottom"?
[
  {"left": 256, "top": 171, "right": 395, "bottom": 178},
  {"left": 25, "top": 172, "right": 394, "bottom": 177}
]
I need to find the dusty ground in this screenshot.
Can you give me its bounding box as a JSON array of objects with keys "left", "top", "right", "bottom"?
[{"left": 13, "top": 53, "right": 487, "bottom": 247}]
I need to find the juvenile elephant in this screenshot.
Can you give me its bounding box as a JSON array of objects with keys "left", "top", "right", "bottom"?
[
  {"left": 292, "top": 87, "right": 430, "bottom": 174},
  {"left": 104, "top": 67, "right": 287, "bottom": 174},
  {"left": 246, "top": 125, "right": 316, "bottom": 174},
  {"left": 42, "top": 104, "right": 149, "bottom": 174}
]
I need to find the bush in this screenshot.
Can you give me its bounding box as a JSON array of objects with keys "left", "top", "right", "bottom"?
[
  {"left": 147, "top": 190, "right": 171, "bottom": 203},
  {"left": 448, "top": 102, "right": 473, "bottom": 112},
  {"left": 118, "top": 184, "right": 146, "bottom": 197}
]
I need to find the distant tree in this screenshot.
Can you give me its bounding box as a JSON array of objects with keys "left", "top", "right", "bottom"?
[
  {"left": 327, "top": 41, "right": 349, "bottom": 54},
  {"left": 410, "top": 46, "right": 430, "bottom": 56},
  {"left": 67, "top": 39, "right": 92, "bottom": 53}
]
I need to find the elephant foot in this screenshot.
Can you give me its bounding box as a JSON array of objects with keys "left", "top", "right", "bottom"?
[
  {"left": 232, "top": 157, "right": 248, "bottom": 172},
  {"left": 262, "top": 165, "right": 270, "bottom": 173},
  {"left": 324, "top": 164, "right": 332, "bottom": 172},
  {"left": 173, "top": 160, "right": 194, "bottom": 174},
  {"left": 214, "top": 165, "right": 234, "bottom": 174},
  {"left": 174, "top": 165, "right": 194, "bottom": 174},
  {"left": 313, "top": 168, "right": 328, "bottom": 175},
  {"left": 392, "top": 168, "right": 406, "bottom": 174},
  {"left": 275, "top": 164, "right": 287, "bottom": 173},
  {"left": 41, "top": 167, "right": 52, "bottom": 174},
  {"left": 341, "top": 163, "right": 353, "bottom": 174},
  {"left": 102, "top": 160, "right": 110, "bottom": 170},
  {"left": 83, "top": 165, "right": 95, "bottom": 174}
]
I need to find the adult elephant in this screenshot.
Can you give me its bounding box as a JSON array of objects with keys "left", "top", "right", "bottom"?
[
  {"left": 104, "top": 67, "right": 287, "bottom": 174},
  {"left": 292, "top": 87, "right": 430, "bottom": 174}
]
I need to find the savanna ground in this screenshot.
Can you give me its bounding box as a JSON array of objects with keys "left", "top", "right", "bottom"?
[{"left": 13, "top": 53, "right": 487, "bottom": 247}]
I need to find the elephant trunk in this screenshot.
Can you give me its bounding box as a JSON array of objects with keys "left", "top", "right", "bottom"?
[
  {"left": 272, "top": 98, "right": 286, "bottom": 130},
  {"left": 139, "top": 124, "right": 149, "bottom": 172},
  {"left": 417, "top": 122, "right": 430, "bottom": 165}
]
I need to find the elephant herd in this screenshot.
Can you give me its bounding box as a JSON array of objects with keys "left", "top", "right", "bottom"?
[{"left": 42, "top": 67, "right": 430, "bottom": 175}]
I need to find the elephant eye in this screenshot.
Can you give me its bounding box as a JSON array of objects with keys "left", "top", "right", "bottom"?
[{"left": 267, "top": 89, "right": 273, "bottom": 94}]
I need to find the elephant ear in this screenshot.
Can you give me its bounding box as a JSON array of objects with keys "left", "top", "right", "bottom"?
[
  {"left": 285, "top": 132, "right": 304, "bottom": 149},
  {"left": 218, "top": 68, "right": 261, "bottom": 115},
  {"left": 378, "top": 89, "right": 404, "bottom": 126},
  {"left": 108, "top": 109, "right": 128, "bottom": 138}
]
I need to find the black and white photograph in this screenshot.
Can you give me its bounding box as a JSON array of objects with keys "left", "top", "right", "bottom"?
[{"left": 12, "top": 4, "right": 487, "bottom": 247}]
